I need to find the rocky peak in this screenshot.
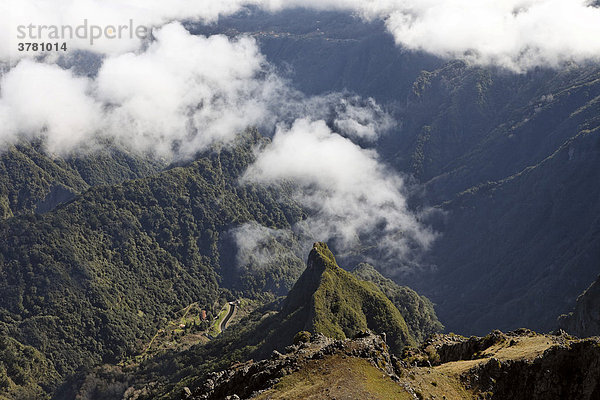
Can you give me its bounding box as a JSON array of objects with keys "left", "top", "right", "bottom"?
[
  {"left": 281, "top": 242, "right": 339, "bottom": 315},
  {"left": 279, "top": 242, "right": 415, "bottom": 353}
]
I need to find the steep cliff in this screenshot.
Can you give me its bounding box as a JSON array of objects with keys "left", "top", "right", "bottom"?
[{"left": 559, "top": 275, "right": 600, "bottom": 337}]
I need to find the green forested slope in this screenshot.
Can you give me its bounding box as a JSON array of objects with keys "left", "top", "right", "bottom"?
[
  {"left": 0, "top": 141, "right": 164, "bottom": 218},
  {"left": 0, "top": 131, "right": 306, "bottom": 397},
  {"left": 0, "top": 334, "right": 59, "bottom": 400},
  {"left": 352, "top": 263, "right": 443, "bottom": 342},
  {"left": 116, "top": 243, "right": 428, "bottom": 400}
]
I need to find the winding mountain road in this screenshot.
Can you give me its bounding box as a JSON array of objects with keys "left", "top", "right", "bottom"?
[{"left": 219, "top": 301, "right": 237, "bottom": 332}]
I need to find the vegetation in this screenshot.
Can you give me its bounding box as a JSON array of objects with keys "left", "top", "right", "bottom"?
[
  {"left": 0, "top": 140, "right": 164, "bottom": 218},
  {"left": 293, "top": 331, "right": 311, "bottom": 345},
  {"left": 255, "top": 354, "right": 412, "bottom": 400},
  {"left": 352, "top": 263, "right": 443, "bottom": 342},
  {"left": 0, "top": 130, "right": 306, "bottom": 398},
  {"left": 0, "top": 334, "right": 59, "bottom": 399}
]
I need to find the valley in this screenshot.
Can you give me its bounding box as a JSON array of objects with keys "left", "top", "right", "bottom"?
[{"left": 1, "top": 4, "right": 600, "bottom": 400}]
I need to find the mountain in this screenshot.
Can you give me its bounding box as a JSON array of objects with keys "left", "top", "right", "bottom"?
[
  {"left": 0, "top": 141, "right": 164, "bottom": 218},
  {"left": 352, "top": 263, "right": 443, "bottom": 342},
  {"left": 559, "top": 275, "right": 600, "bottom": 337},
  {"left": 0, "top": 130, "right": 307, "bottom": 397},
  {"left": 276, "top": 242, "right": 416, "bottom": 354},
  {"left": 65, "top": 242, "right": 437, "bottom": 399}
]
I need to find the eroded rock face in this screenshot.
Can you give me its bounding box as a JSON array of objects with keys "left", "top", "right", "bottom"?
[
  {"left": 467, "top": 338, "right": 600, "bottom": 400},
  {"left": 559, "top": 275, "right": 600, "bottom": 338},
  {"left": 187, "top": 331, "right": 400, "bottom": 400},
  {"left": 412, "top": 330, "right": 600, "bottom": 400}
]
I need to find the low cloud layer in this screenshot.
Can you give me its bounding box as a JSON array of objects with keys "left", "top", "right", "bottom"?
[
  {"left": 95, "top": 23, "right": 272, "bottom": 156},
  {"left": 242, "top": 118, "right": 436, "bottom": 265},
  {"left": 0, "top": 21, "right": 427, "bottom": 268},
  {"left": 0, "top": 59, "right": 102, "bottom": 151},
  {"left": 0, "top": 23, "right": 391, "bottom": 155},
  {"left": 1, "top": 23, "right": 270, "bottom": 154},
  {"left": 230, "top": 222, "right": 306, "bottom": 274},
  {"left": 3, "top": 0, "right": 596, "bottom": 271},
  {"left": 380, "top": 0, "right": 600, "bottom": 70},
  {"left": 3, "top": 0, "right": 600, "bottom": 70}
]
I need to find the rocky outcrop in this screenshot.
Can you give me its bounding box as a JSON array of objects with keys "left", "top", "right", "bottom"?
[
  {"left": 466, "top": 337, "right": 600, "bottom": 399},
  {"left": 406, "top": 329, "right": 600, "bottom": 400},
  {"left": 433, "top": 328, "right": 534, "bottom": 363},
  {"left": 187, "top": 331, "right": 401, "bottom": 400},
  {"left": 186, "top": 328, "right": 600, "bottom": 400},
  {"left": 559, "top": 275, "right": 600, "bottom": 338}
]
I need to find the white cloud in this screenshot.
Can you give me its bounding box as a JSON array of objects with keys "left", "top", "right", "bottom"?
[
  {"left": 0, "top": 59, "right": 102, "bottom": 153},
  {"left": 0, "top": 22, "right": 395, "bottom": 156},
  {"left": 242, "top": 118, "right": 436, "bottom": 263},
  {"left": 3, "top": 0, "right": 600, "bottom": 70},
  {"left": 94, "top": 22, "right": 275, "bottom": 156},
  {"left": 332, "top": 97, "right": 394, "bottom": 142},
  {"left": 380, "top": 0, "right": 600, "bottom": 71},
  {"left": 0, "top": 23, "right": 275, "bottom": 155},
  {"left": 230, "top": 222, "right": 299, "bottom": 269}
]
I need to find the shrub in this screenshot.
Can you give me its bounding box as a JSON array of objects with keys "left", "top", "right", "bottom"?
[{"left": 293, "top": 331, "right": 311, "bottom": 345}]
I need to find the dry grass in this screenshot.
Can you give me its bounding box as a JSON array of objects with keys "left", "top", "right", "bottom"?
[
  {"left": 399, "top": 367, "right": 473, "bottom": 400},
  {"left": 437, "top": 334, "right": 561, "bottom": 375},
  {"left": 253, "top": 354, "right": 412, "bottom": 400},
  {"left": 398, "top": 333, "right": 568, "bottom": 400}
]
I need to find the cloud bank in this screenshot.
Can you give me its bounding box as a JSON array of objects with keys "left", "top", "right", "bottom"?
[
  {"left": 3, "top": 0, "right": 600, "bottom": 70},
  {"left": 0, "top": 23, "right": 391, "bottom": 155},
  {"left": 380, "top": 0, "right": 600, "bottom": 70},
  {"left": 0, "top": 19, "right": 426, "bottom": 270},
  {"left": 0, "top": 59, "right": 102, "bottom": 151},
  {"left": 1, "top": 23, "right": 270, "bottom": 154},
  {"left": 3, "top": 0, "right": 597, "bottom": 270},
  {"left": 242, "top": 118, "right": 436, "bottom": 265}
]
